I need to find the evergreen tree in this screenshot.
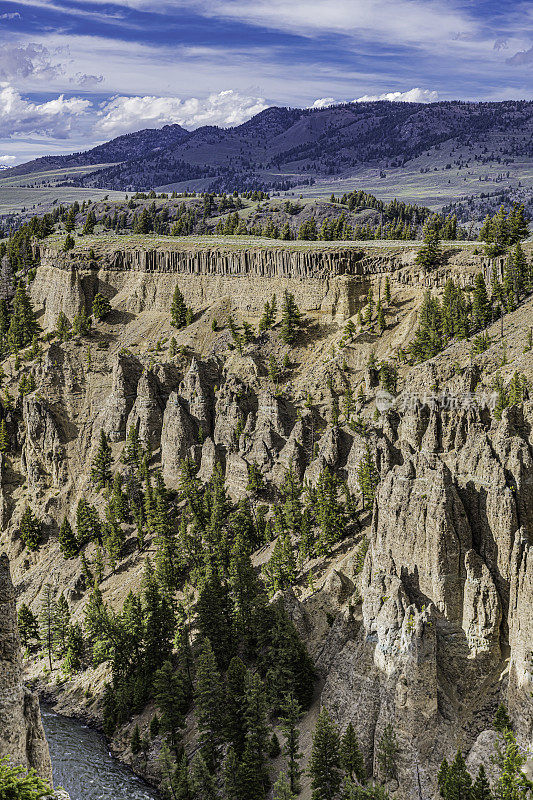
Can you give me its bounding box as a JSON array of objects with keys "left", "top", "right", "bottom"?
[
  {"left": 223, "top": 746, "right": 241, "bottom": 800},
  {"left": 356, "top": 445, "right": 379, "bottom": 510},
  {"left": 58, "top": 517, "right": 78, "bottom": 558},
  {"left": 314, "top": 467, "right": 345, "bottom": 556},
  {"left": 19, "top": 506, "right": 41, "bottom": 551},
  {"left": 384, "top": 276, "right": 391, "bottom": 306},
  {"left": 280, "top": 291, "right": 302, "bottom": 346},
  {"left": 91, "top": 430, "right": 112, "bottom": 490},
  {"left": 225, "top": 656, "right": 248, "bottom": 756},
  {"left": 309, "top": 708, "right": 342, "bottom": 800},
  {"left": 171, "top": 285, "right": 188, "bottom": 329},
  {"left": 472, "top": 765, "right": 492, "bottom": 800},
  {"left": 190, "top": 752, "right": 218, "bottom": 800},
  {"left": 195, "top": 638, "right": 225, "bottom": 769},
  {"left": 377, "top": 724, "right": 399, "bottom": 782},
  {"left": 39, "top": 584, "right": 56, "bottom": 671},
  {"left": 17, "top": 603, "right": 40, "bottom": 651},
  {"left": 76, "top": 498, "right": 101, "bottom": 546},
  {"left": 0, "top": 419, "right": 9, "bottom": 453},
  {"left": 493, "top": 703, "right": 512, "bottom": 732},
  {"left": 53, "top": 593, "right": 70, "bottom": 656},
  {"left": 280, "top": 693, "right": 303, "bottom": 794},
  {"left": 416, "top": 224, "right": 442, "bottom": 271},
  {"left": 273, "top": 772, "right": 296, "bottom": 800},
  {"left": 63, "top": 233, "right": 75, "bottom": 251},
  {"left": 92, "top": 293, "right": 111, "bottom": 321},
  {"left": 131, "top": 724, "right": 142, "bottom": 755},
  {"left": 8, "top": 282, "right": 39, "bottom": 350},
  {"left": 238, "top": 671, "right": 269, "bottom": 800},
  {"left": 492, "top": 728, "right": 532, "bottom": 800},
  {"left": 154, "top": 660, "right": 187, "bottom": 757},
  {"left": 340, "top": 722, "right": 366, "bottom": 783},
  {"left": 0, "top": 757, "right": 51, "bottom": 798},
  {"left": 55, "top": 311, "right": 71, "bottom": 342}
]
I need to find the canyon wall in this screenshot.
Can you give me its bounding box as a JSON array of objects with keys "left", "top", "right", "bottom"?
[
  {"left": 30, "top": 243, "right": 484, "bottom": 329},
  {"left": 0, "top": 553, "right": 53, "bottom": 785}
]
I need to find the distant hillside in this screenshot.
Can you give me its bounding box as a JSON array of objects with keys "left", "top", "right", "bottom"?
[{"left": 3, "top": 100, "right": 533, "bottom": 211}]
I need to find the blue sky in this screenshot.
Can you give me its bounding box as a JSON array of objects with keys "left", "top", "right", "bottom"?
[{"left": 0, "top": 0, "right": 532, "bottom": 164}]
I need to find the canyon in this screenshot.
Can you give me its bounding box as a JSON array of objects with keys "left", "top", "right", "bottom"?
[{"left": 0, "top": 236, "right": 532, "bottom": 798}]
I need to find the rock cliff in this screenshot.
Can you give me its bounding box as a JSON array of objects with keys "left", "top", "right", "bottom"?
[
  {"left": 2, "top": 239, "right": 533, "bottom": 799},
  {"left": 0, "top": 553, "right": 53, "bottom": 785}
]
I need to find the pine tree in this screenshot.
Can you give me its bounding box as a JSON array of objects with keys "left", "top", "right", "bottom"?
[
  {"left": 492, "top": 728, "right": 532, "bottom": 800},
  {"left": 340, "top": 722, "right": 366, "bottom": 783},
  {"left": 439, "top": 750, "right": 472, "bottom": 800},
  {"left": 223, "top": 746, "right": 241, "bottom": 800},
  {"left": 55, "top": 311, "right": 71, "bottom": 341},
  {"left": 76, "top": 498, "right": 101, "bottom": 546},
  {"left": 63, "top": 233, "right": 75, "bottom": 251},
  {"left": 225, "top": 656, "right": 248, "bottom": 756},
  {"left": 190, "top": 752, "right": 217, "bottom": 800},
  {"left": 53, "top": 593, "right": 70, "bottom": 656},
  {"left": 280, "top": 290, "right": 302, "bottom": 345},
  {"left": 314, "top": 467, "right": 345, "bottom": 556},
  {"left": 39, "top": 584, "right": 56, "bottom": 671},
  {"left": 8, "top": 282, "right": 39, "bottom": 350},
  {"left": 17, "top": 603, "right": 40, "bottom": 650},
  {"left": 377, "top": 723, "right": 399, "bottom": 782},
  {"left": 309, "top": 708, "right": 342, "bottom": 800},
  {"left": 273, "top": 772, "right": 296, "bottom": 800},
  {"left": 154, "top": 660, "right": 187, "bottom": 757},
  {"left": 356, "top": 445, "right": 379, "bottom": 510},
  {"left": 58, "top": 517, "right": 78, "bottom": 558},
  {"left": 171, "top": 285, "right": 188, "bottom": 329},
  {"left": 19, "top": 506, "right": 41, "bottom": 550},
  {"left": 195, "top": 638, "right": 225, "bottom": 769},
  {"left": 0, "top": 419, "right": 9, "bottom": 453},
  {"left": 92, "top": 293, "right": 111, "bottom": 321},
  {"left": 493, "top": 703, "right": 512, "bottom": 732},
  {"left": 472, "top": 765, "right": 492, "bottom": 800},
  {"left": 384, "top": 276, "right": 391, "bottom": 306},
  {"left": 238, "top": 671, "right": 269, "bottom": 800},
  {"left": 131, "top": 724, "right": 142, "bottom": 754},
  {"left": 91, "top": 430, "right": 112, "bottom": 490},
  {"left": 416, "top": 224, "right": 442, "bottom": 271},
  {"left": 280, "top": 693, "right": 303, "bottom": 794}
]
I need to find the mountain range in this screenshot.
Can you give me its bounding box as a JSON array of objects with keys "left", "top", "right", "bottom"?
[{"left": 3, "top": 99, "right": 533, "bottom": 205}]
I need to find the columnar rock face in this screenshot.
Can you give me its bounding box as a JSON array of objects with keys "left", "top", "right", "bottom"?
[
  {"left": 0, "top": 553, "right": 53, "bottom": 785},
  {"left": 29, "top": 243, "right": 485, "bottom": 329}
]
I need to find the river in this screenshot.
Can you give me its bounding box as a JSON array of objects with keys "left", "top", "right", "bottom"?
[{"left": 41, "top": 706, "right": 159, "bottom": 800}]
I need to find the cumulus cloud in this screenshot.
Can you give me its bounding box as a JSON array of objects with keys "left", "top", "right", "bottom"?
[
  {"left": 0, "top": 12, "right": 21, "bottom": 20},
  {"left": 354, "top": 87, "right": 438, "bottom": 103},
  {"left": 0, "top": 83, "right": 92, "bottom": 137},
  {"left": 95, "top": 89, "right": 268, "bottom": 136},
  {"left": 0, "top": 43, "right": 64, "bottom": 81},
  {"left": 310, "top": 97, "right": 337, "bottom": 108},
  {"left": 0, "top": 154, "right": 16, "bottom": 163},
  {"left": 506, "top": 46, "right": 533, "bottom": 65}
]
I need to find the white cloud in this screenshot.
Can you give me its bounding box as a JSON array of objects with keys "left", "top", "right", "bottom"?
[
  {"left": 0, "top": 154, "right": 16, "bottom": 163},
  {"left": 0, "top": 12, "right": 21, "bottom": 19},
  {"left": 95, "top": 89, "right": 268, "bottom": 136},
  {"left": 73, "top": 72, "right": 104, "bottom": 88},
  {"left": 0, "top": 42, "right": 64, "bottom": 82},
  {"left": 354, "top": 87, "right": 439, "bottom": 103},
  {"left": 310, "top": 97, "right": 337, "bottom": 108},
  {"left": 0, "top": 83, "right": 92, "bottom": 137}
]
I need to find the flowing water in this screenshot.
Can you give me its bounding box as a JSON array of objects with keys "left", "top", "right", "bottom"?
[{"left": 41, "top": 706, "right": 159, "bottom": 800}]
